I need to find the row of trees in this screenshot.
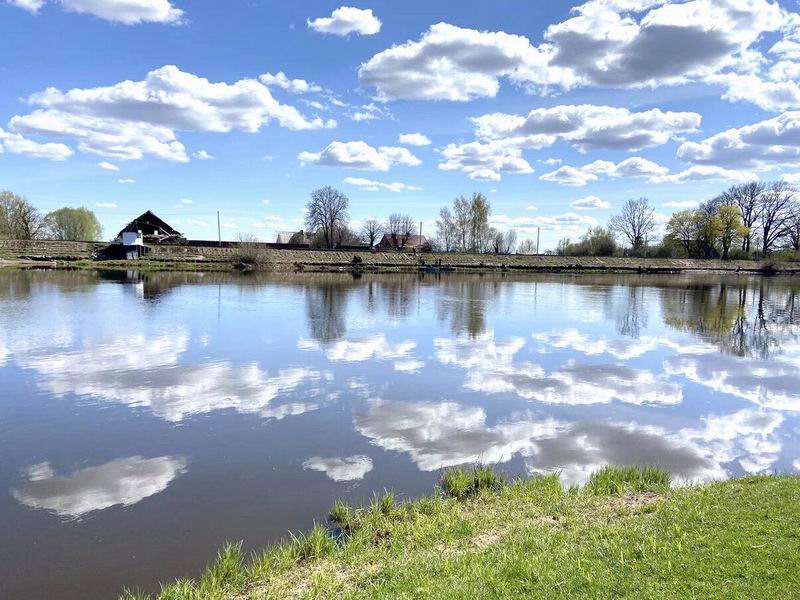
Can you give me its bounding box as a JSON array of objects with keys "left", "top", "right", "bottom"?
[
  {"left": 303, "top": 186, "right": 415, "bottom": 249},
  {"left": 559, "top": 181, "right": 800, "bottom": 259},
  {"left": 9, "top": 179, "right": 799, "bottom": 258},
  {"left": 0, "top": 191, "right": 102, "bottom": 241},
  {"left": 304, "top": 186, "right": 521, "bottom": 252},
  {"left": 664, "top": 181, "right": 799, "bottom": 259},
  {"left": 304, "top": 187, "right": 524, "bottom": 253}
]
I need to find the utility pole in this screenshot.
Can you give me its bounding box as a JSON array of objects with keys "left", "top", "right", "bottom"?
[
  {"left": 419, "top": 220, "right": 422, "bottom": 241},
  {"left": 536, "top": 227, "right": 540, "bottom": 254},
  {"left": 217, "top": 211, "right": 221, "bottom": 247}
]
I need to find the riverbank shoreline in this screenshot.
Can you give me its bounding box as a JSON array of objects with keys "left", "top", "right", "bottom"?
[
  {"left": 120, "top": 467, "right": 800, "bottom": 599},
  {"left": 1, "top": 240, "right": 798, "bottom": 274}
]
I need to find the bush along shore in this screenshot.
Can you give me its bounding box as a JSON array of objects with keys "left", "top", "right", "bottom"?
[{"left": 120, "top": 466, "right": 800, "bottom": 599}]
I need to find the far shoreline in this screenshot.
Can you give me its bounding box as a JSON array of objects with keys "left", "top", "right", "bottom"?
[{"left": 2, "top": 240, "right": 799, "bottom": 275}]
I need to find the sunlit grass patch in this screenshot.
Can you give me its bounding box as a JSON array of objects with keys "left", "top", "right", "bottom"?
[
  {"left": 585, "top": 465, "right": 671, "bottom": 496},
  {"left": 121, "top": 469, "right": 800, "bottom": 600}
]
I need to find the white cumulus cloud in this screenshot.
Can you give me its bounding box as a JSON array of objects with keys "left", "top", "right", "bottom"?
[
  {"left": 572, "top": 195, "right": 610, "bottom": 209},
  {"left": 677, "top": 111, "right": 800, "bottom": 170},
  {"left": 540, "top": 157, "right": 667, "bottom": 186},
  {"left": 343, "top": 177, "right": 421, "bottom": 192},
  {"left": 59, "top": 0, "right": 184, "bottom": 24},
  {"left": 472, "top": 104, "right": 700, "bottom": 152},
  {"left": 651, "top": 165, "right": 757, "bottom": 184},
  {"left": 398, "top": 133, "right": 432, "bottom": 146},
  {"left": 9, "top": 65, "right": 335, "bottom": 163},
  {"left": 358, "top": 1, "right": 789, "bottom": 101},
  {"left": 438, "top": 140, "right": 533, "bottom": 181},
  {"left": 299, "top": 141, "right": 421, "bottom": 171},
  {"left": 0, "top": 127, "right": 73, "bottom": 160},
  {"left": 259, "top": 71, "right": 322, "bottom": 94},
  {"left": 6, "top": 0, "right": 44, "bottom": 13},
  {"left": 308, "top": 6, "right": 381, "bottom": 36}
]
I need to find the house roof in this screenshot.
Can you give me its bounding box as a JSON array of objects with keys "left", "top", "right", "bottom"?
[{"left": 118, "top": 211, "right": 182, "bottom": 237}]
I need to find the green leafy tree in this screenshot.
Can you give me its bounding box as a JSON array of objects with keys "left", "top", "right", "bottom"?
[
  {"left": 45, "top": 207, "right": 103, "bottom": 241},
  {"left": 716, "top": 204, "right": 747, "bottom": 259},
  {"left": 692, "top": 208, "right": 723, "bottom": 258},
  {"left": 665, "top": 210, "right": 697, "bottom": 257}
]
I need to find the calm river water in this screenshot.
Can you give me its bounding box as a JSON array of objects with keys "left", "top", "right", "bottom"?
[{"left": 1, "top": 268, "right": 799, "bottom": 599}]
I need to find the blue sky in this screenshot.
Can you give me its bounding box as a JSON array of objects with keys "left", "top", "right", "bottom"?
[{"left": 1, "top": 0, "right": 799, "bottom": 249}]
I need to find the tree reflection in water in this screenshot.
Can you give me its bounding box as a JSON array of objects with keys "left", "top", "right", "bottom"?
[
  {"left": 660, "top": 278, "right": 800, "bottom": 359},
  {"left": 436, "top": 275, "right": 503, "bottom": 338}
]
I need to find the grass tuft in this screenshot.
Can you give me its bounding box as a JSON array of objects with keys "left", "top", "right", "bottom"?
[
  {"left": 440, "top": 465, "right": 507, "bottom": 500},
  {"left": 585, "top": 465, "right": 671, "bottom": 496},
  {"left": 329, "top": 499, "right": 356, "bottom": 533},
  {"left": 440, "top": 467, "right": 473, "bottom": 500},
  {"left": 291, "top": 523, "right": 337, "bottom": 562},
  {"left": 370, "top": 489, "right": 396, "bottom": 517}
]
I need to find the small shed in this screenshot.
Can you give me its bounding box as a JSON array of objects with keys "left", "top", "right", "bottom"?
[
  {"left": 377, "top": 233, "right": 431, "bottom": 252},
  {"left": 118, "top": 211, "right": 183, "bottom": 244}
]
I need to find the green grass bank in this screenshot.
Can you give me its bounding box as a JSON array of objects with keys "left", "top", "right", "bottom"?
[{"left": 121, "top": 467, "right": 800, "bottom": 599}]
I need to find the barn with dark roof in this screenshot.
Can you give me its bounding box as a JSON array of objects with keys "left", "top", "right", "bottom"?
[{"left": 117, "top": 211, "right": 183, "bottom": 244}]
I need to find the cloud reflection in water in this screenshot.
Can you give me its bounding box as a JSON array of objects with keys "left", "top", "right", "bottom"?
[
  {"left": 437, "top": 332, "right": 682, "bottom": 406},
  {"left": 19, "top": 332, "right": 331, "bottom": 422},
  {"left": 13, "top": 456, "right": 187, "bottom": 518},
  {"left": 355, "top": 398, "right": 783, "bottom": 484},
  {"left": 303, "top": 455, "right": 374, "bottom": 481}
]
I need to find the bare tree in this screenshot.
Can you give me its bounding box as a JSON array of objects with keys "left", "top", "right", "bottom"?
[
  {"left": 444, "top": 192, "right": 492, "bottom": 252},
  {"left": 468, "top": 192, "right": 491, "bottom": 252},
  {"left": 758, "top": 181, "right": 796, "bottom": 255},
  {"left": 0, "top": 191, "right": 46, "bottom": 240},
  {"left": 719, "top": 181, "right": 764, "bottom": 253},
  {"left": 360, "top": 217, "right": 383, "bottom": 247},
  {"left": 517, "top": 239, "right": 537, "bottom": 254},
  {"left": 305, "top": 186, "right": 349, "bottom": 249},
  {"left": 435, "top": 206, "right": 457, "bottom": 251},
  {"left": 385, "top": 213, "right": 415, "bottom": 249},
  {"left": 490, "top": 228, "right": 517, "bottom": 254},
  {"left": 784, "top": 209, "right": 800, "bottom": 252},
  {"left": 453, "top": 195, "right": 471, "bottom": 251},
  {"left": 504, "top": 229, "right": 517, "bottom": 254},
  {"left": 609, "top": 197, "right": 656, "bottom": 252}
]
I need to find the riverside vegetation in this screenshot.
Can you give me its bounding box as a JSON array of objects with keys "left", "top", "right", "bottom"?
[{"left": 120, "top": 466, "right": 800, "bottom": 599}]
